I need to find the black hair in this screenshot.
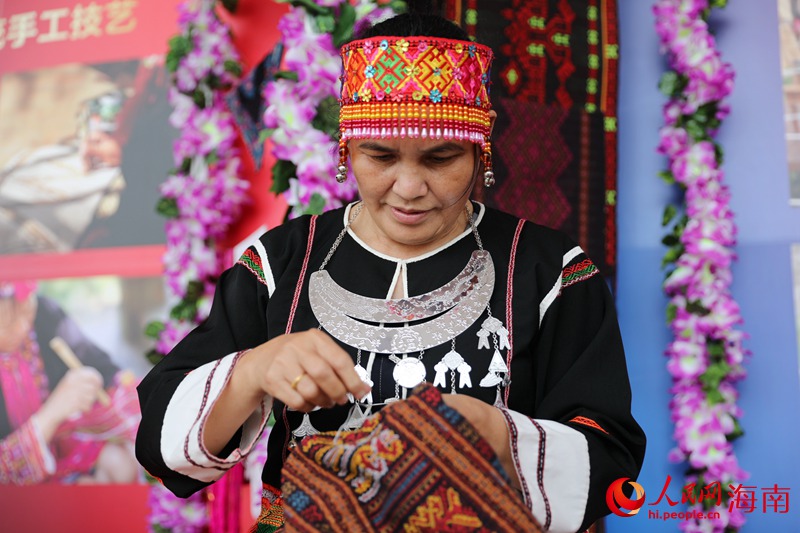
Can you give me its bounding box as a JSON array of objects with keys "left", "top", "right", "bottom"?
[{"left": 356, "top": 12, "right": 470, "bottom": 42}]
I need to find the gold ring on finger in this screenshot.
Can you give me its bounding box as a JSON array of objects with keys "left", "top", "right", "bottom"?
[{"left": 290, "top": 372, "right": 306, "bottom": 390}]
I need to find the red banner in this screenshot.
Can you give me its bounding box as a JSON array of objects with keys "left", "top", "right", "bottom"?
[{"left": 0, "top": 0, "right": 178, "bottom": 74}]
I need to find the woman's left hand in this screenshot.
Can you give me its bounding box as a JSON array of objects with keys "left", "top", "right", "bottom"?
[{"left": 441, "top": 394, "right": 521, "bottom": 490}]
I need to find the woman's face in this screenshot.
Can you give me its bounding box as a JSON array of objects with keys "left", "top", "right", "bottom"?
[
  {"left": 349, "top": 136, "right": 479, "bottom": 257},
  {"left": 0, "top": 296, "right": 36, "bottom": 352}
]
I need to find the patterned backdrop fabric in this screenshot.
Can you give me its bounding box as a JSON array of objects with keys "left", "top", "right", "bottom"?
[{"left": 445, "top": 0, "right": 620, "bottom": 278}]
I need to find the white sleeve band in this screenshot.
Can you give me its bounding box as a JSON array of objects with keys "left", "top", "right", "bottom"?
[
  {"left": 28, "top": 415, "right": 56, "bottom": 475},
  {"left": 539, "top": 246, "right": 585, "bottom": 326},
  {"left": 160, "top": 352, "right": 272, "bottom": 483},
  {"left": 501, "top": 410, "right": 590, "bottom": 533},
  {"left": 253, "top": 239, "right": 276, "bottom": 297}
]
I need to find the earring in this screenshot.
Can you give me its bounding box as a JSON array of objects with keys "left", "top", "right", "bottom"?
[
  {"left": 335, "top": 138, "right": 348, "bottom": 183},
  {"left": 482, "top": 139, "right": 495, "bottom": 187}
]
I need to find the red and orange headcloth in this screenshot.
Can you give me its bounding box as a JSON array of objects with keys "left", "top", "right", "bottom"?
[{"left": 337, "top": 36, "right": 496, "bottom": 186}]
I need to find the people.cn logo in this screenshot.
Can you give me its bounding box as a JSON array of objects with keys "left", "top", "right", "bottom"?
[{"left": 606, "top": 478, "right": 646, "bottom": 517}]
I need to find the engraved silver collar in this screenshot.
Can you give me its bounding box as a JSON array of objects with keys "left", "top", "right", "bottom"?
[{"left": 309, "top": 203, "right": 494, "bottom": 354}]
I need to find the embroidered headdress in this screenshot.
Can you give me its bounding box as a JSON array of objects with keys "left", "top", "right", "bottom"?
[{"left": 336, "top": 36, "right": 496, "bottom": 186}]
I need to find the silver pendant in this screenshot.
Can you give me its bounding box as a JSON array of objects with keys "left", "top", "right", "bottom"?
[
  {"left": 488, "top": 349, "right": 509, "bottom": 373},
  {"left": 498, "top": 326, "right": 511, "bottom": 350},
  {"left": 433, "top": 361, "right": 448, "bottom": 387},
  {"left": 441, "top": 349, "right": 470, "bottom": 392},
  {"left": 481, "top": 316, "right": 503, "bottom": 334},
  {"left": 354, "top": 364, "right": 374, "bottom": 403},
  {"left": 493, "top": 387, "right": 506, "bottom": 408},
  {"left": 457, "top": 362, "right": 472, "bottom": 388},
  {"left": 390, "top": 356, "right": 426, "bottom": 388},
  {"left": 479, "top": 372, "right": 503, "bottom": 387},
  {"left": 477, "top": 329, "right": 491, "bottom": 349},
  {"left": 481, "top": 348, "right": 508, "bottom": 388},
  {"left": 292, "top": 413, "right": 320, "bottom": 439},
  {"left": 342, "top": 402, "right": 371, "bottom": 430},
  {"left": 442, "top": 349, "right": 465, "bottom": 370}
]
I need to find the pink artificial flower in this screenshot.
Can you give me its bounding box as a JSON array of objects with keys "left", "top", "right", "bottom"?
[{"left": 658, "top": 126, "right": 690, "bottom": 158}]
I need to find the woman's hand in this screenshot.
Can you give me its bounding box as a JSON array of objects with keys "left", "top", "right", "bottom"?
[
  {"left": 35, "top": 367, "right": 104, "bottom": 441},
  {"left": 239, "top": 329, "right": 371, "bottom": 412},
  {"left": 204, "top": 329, "right": 371, "bottom": 455},
  {"left": 441, "top": 394, "right": 521, "bottom": 490}
]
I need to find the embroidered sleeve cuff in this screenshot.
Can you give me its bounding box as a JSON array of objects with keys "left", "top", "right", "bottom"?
[
  {"left": 160, "top": 351, "right": 273, "bottom": 483},
  {"left": 500, "top": 409, "right": 590, "bottom": 533},
  {"left": 0, "top": 419, "right": 54, "bottom": 484}
]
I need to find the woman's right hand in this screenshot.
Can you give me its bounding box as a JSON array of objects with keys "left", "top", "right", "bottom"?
[
  {"left": 237, "top": 329, "right": 371, "bottom": 413},
  {"left": 203, "top": 329, "right": 371, "bottom": 455},
  {"left": 35, "top": 367, "right": 104, "bottom": 440}
]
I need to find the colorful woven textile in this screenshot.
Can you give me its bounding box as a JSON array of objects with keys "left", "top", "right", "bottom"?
[
  {"left": 252, "top": 483, "right": 285, "bottom": 533},
  {"left": 339, "top": 37, "right": 494, "bottom": 145},
  {"left": 280, "top": 384, "right": 541, "bottom": 532},
  {"left": 445, "top": 0, "right": 620, "bottom": 278}
]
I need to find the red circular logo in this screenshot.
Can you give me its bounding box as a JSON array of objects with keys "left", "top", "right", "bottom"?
[{"left": 606, "top": 478, "right": 646, "bottom": 517}]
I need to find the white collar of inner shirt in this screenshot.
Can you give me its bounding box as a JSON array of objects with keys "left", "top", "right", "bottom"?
[{"left": 342, "top": 202, "right": 486, "bottom": 264}]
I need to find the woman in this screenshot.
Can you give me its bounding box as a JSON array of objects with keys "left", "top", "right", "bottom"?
[
  {"left": 0, "top": 282, "right": 140, "bottom": 485},
  {"left": 136, "top": 13, "right": 645, "bottom": 532}
]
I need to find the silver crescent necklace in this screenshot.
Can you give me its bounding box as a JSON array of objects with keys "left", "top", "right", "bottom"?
[{"left": 293, "top": 202, "right": 510, "bottom": 441}]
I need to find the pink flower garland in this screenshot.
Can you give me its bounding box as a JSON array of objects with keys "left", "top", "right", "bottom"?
[
  {"left": 155, "top": 0, "right": 248, "bottom": 356},
  {"left": 263, "top": 0, "right": 398, "bottom": 217},
  {"left": 654, "top": 1, "right": 749, "bottom": 531},
  {"left": 148, "top": 482, "right": 209, "bottom": 533},
  {"left": 146, "top": 0, "right": 248, "bottom": 531}
]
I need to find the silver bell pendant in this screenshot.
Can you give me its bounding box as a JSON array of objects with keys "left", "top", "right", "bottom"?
[
  {"left": 335, "top": 165, "right": 348, "bottom": 183},
  {"left": 484, "top": 170, "right": 495, "bottom": 187}
]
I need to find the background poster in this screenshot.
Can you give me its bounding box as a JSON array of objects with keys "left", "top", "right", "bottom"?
[
  {"left": 0, "top": 0, "right": 180, "bottom": 278},
  {"left": 792, "top": 245, "right": 800, "bottom": 377},
  {"left": 778, "top": 0, "right": 800, "bottom": 204},
  {"left": 0, "top": 276, "right": 167, "bottom": 486},
  {"left": 0, "top": 0, "right": 178, "bottom": 499}
]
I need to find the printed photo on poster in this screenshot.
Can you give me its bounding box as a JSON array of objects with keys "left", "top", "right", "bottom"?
[
  {"left": 792, "top": 245, "right": 800, "bottom": 375},
  {"left": 0, "top": 275, "right": 166, "bottom": 485},
  {"left": 0, "top": 58, "right": 175, "bottom": 254},
  {"left": 778, "top": 0, "right": 800, "bottom": 204}
]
